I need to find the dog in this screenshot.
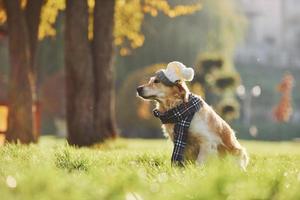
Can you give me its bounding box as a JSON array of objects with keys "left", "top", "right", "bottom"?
[{"left": 136, "top": 61, "right": 249, "bottom": 170}]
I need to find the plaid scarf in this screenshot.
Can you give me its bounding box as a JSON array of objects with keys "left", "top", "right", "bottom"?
[{"left": 153, "top": 94, "right": 202, "bottom": 166}]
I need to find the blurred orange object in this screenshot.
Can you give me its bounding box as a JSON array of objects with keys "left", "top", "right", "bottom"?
[
  {"left": 0, "top": 104, "right": 8, "bottom": 133},
  {"left": 0, "top": 134, "right": 4, "bottom": 145},
  {"left": 273, "top": 73, "right": 294, "bottom": 122}
]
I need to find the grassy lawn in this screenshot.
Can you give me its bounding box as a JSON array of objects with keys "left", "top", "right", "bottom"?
[{"left": 0, "top": 137, "right": 300, "bottom": 200}]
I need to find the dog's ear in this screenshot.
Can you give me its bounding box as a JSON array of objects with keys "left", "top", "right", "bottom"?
[{"left": 175, "top": 80, "right": 189, "bottom": 103}]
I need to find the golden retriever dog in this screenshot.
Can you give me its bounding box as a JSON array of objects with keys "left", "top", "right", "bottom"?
[{"left": 137, "top": 73, "right": 249, "bottom": 170}]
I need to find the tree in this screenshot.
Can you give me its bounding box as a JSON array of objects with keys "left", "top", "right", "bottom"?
[
  {"left": 0, "top": 0, "right": 200, "bottom": 145},
  {"left": 65, "top": 0, "right": 200, "bottom": 146},
  {"left": 65, "top": 0, "right": 95, "bottom": 145},
  {"left": 193, "top": 53, "right": 240, "bottom": 121},
  {"left": 65, "top": 0, "right": 117, "bottom": 146},
  {"left": 191, "top": 0, "right": 245, "bottom": 121},
  {"left": 3, "top": 0, "right": 43, "bottom": 143},
  {"left": 0, "top": 0, "right": 64, "bottom": 143},
  {"left": 92, "top": 0, "right": 117, "bottom": 140}
]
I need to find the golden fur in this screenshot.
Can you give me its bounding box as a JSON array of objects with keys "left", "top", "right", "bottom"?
[{"left": 137, "top": 77, "right": 249, "bottom": 169}]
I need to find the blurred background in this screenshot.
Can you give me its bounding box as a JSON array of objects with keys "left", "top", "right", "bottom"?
[{"left": 0, "top": 0, "right": 299, "bottom": 144}]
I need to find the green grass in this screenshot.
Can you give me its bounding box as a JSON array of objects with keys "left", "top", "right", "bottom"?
[{"left": 0, "top": 137, "right": 300, "bottom": 200}]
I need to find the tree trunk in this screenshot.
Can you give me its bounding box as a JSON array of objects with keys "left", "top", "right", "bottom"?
[
  {"left": 4, "top": 0, "right": 33, "bottom": 143},
  {"left": 25, "top": 0, "right": 44, "bottom": 141},
  {"left": 65, "top": 0, "right": 96, "bottom": 146},
  {"left": 93, "top": 0, "right": 117, "bottom": 140},
  {"left": 26, "top": 0, "right": 43, "bottom": 64},
  {"left": 65, "top": 0, "right": 118, "bottom": 146}
]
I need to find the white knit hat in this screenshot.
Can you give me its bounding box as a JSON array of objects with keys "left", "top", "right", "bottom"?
[{"left": 156, "top": 61, "right": 194, "bottom": 86}]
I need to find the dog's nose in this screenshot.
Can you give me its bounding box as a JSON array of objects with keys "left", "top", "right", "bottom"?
[{"left": 136, "top": 86, "right": 143, "bottom": 94}]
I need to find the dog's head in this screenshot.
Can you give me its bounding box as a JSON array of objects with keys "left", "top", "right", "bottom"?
[
  {"left": 137, "top": 62, "right": 194, "bottom": 108},
  {"left": 136, "top": 75, "right": 190, "bottom": 106}
]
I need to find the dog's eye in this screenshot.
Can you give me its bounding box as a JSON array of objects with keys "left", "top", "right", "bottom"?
[{"left": 154, "top": 79, "right": 160, "bottom": 84}]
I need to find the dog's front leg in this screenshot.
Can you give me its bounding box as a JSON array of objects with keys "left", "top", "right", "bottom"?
[
  {"left": 196, "top": 142, "right": 218, "bottom": 166},
  {"left": 196, "top": 146, "right": 207, "bottom": 166}
]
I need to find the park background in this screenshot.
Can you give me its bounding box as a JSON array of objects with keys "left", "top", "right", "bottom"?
[
  {"left": 0, "top": 1, "right": 299, "bottom": 200},
  {"left": 1, "top": 0, "right": 299, "bottom": 143}
]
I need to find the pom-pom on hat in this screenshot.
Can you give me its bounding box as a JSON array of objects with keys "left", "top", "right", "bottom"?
[{"left": 156, "top": 61, "right": 194, "bottom": 86}]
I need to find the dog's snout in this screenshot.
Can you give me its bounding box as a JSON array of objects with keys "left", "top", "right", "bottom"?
[{"left": 136, "top": 86, "right": 143, "bottom": 95}]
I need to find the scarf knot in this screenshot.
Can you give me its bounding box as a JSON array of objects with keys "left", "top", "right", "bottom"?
[{"left": 153, "top": 94, "right": 202, "bottom": 166}]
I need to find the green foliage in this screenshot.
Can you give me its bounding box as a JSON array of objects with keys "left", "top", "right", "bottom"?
[
  {"left": 214, "top": 74, "right": 237, "bottom": 91},
  {"left": 198, "top": 0, "right": 246, "bottom": 57},
  {"left": 190, "top": 0, "right": 245, "bottom": 121},
  {"left": 198, "top": 58, "right": 223, "bottom": 75},
  {"left": 0, "top": 0, "right": 200, "bottom": 54},
  {"left": 216, "top": 97, "right": 240, "bottom": 121},
  {"left": 193, "top": 53, "right": 240, "bottom": 121},
  {"left": 0, "top": 137, "right": 300, "bottom": 200},
  {"left": 114, "top": 0, "right": 201, "bottom": 55},
  {"left": 116, "top": 0, "right": 247, "bottom": 80}
]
